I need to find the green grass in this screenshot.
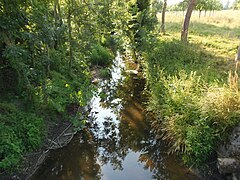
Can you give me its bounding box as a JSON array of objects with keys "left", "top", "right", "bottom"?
[
  {"left": 158, "top": 10, "right": 240, "bottom": 59},
  {"left": 146, "top": 10, "right": 240, "bottom": 167}
]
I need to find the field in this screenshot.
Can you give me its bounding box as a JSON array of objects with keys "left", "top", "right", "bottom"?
[{"left": 162, "top": 10, "right": 240, "bottom": 58}]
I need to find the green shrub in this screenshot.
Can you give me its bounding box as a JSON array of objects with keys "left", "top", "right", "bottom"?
[
  {"left": 99, "top": 68, "right": 111, "bottom": 79},
  {"left": 0, "top": 103, "right": 44, "bottom": 169},
  {"left": 89, "top": 43, "right": 114, "bottom": 67},
  {"left": 35, "top": 71, "right": 92, "bottom": 114}
]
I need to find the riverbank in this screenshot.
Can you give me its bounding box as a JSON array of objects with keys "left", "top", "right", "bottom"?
[{"left": 0, "top": 110, "right": 87, "bottom": 179}]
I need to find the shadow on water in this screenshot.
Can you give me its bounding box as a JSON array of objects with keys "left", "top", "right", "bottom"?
[{"left": 30, "top": 53, "right": 199, "bottom": 180}]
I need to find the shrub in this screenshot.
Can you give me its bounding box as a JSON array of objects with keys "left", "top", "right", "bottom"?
[
  {"left": 89, "top": 43, "right": 114, "bottom": 67},
  {"left": 0, "top": 103, "right": 44, "bottom": 169},
  {"left": 35, "top": 71, "right": 92, "bottom": 114},
  {"left": 99, "top": 68, "right": 111, "bottom": 79}
]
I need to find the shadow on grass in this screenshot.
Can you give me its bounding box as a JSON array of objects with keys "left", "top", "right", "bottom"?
[
  {"left": 145, "top": 38, "right": 235, "bottom": 83},
  {"left": 166, "top": 21, "right": 240, "bottom": 38}
]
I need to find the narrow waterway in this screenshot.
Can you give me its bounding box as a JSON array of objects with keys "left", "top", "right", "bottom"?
[{"left": 30, "top": 53, "right": 198, "bottom": 180}]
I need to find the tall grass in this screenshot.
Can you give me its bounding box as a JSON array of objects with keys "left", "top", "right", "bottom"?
[
  {"left": 147, "top": 68, "right": 240, "bottom": 166},
  {"left": 145, "top": 11, "right": 240, "bottom": 166}
]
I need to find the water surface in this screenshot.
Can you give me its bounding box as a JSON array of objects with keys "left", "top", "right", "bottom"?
[{"left": 30, "top": 53, "right": 198, "bottom": 180}]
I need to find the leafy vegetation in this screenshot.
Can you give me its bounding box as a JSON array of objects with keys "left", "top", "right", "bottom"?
[
  {"left": 1, "top": 0, "right": 240, "bottom": 175},
  {"left": 0, "top": 103, "right": 44, "bottom": 169},
  {"left": 0, "top": 0, "right": 123, "bottom": 172},
  {"left": 89, "top": 44, "right": 114, "bottom": 67}
]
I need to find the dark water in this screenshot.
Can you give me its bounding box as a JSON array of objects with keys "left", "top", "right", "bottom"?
[{"left": 30, "top": 53, "right": 198, "bottom": 180}]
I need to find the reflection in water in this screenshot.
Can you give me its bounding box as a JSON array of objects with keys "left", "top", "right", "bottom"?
[{"left": 31, "top": 53, "right": 198, "bottom": 180}]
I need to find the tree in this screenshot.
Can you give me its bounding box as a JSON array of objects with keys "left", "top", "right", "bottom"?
[
  {"left": 224, "top": 0, "right": 230, "bottom": 9},
  {"left": 181, "top": 0, "right": 197, "bottom": 42},
  {"left": 152, "top": 0, "right": 163, "bottom": 13},
  {"left": 233, "top": 0, "right": 240, "bottom": 9},
  {"left": 161, "top": 0, "right": 167, "bottom": 34},
  {"left": 196, "top": 0, "right": 207, "bottom": 18},
  {"left": 178, "top": 0, "right": 189, "bottom": 15},
  {"left": 208, "top": 0, "right": 223, "bottom": 15},
  {"left": 126, "top": 0, "right": 157, "bottom": 61},
  {"left": 67, "top": 0, "right": 73, "bottom": 72}
]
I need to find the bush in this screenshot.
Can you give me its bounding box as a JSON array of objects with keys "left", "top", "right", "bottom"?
[
  {"left": 35, "top": 71, "right": 92, "bottom": 114},
  {"left": 0, "top": 103, "right": 44, "bottom": 169},
  {"left": 99, "top": 68, "right": 111, "bottom": 79},
  {"left": 89, "top": 43, "right": 114, "bottom": 67}
]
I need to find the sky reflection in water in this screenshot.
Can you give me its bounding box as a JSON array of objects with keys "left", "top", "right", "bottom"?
[{"left": 31, "top": 53, "right": 198, "bottom": 180}]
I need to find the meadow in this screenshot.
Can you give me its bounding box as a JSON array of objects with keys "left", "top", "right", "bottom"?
[{"left": 163, "top": 10, "right": 240, "bottom": 58}]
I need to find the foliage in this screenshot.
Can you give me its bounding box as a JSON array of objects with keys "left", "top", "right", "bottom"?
[
  {"left": 169, "top": 0, "right": 222, "bottom": 12},
  {"left": 89, "top": 44, "right": 114, "bottom": 67},
  {"left": 232, "top": 0, "right": 240, "bottom": 9},
  {"left": 0, "top": 103, "right": 44, "bottom": 169},
  {"left": 99, "top": 68, "right": 111, "bottom": 79},
  {"left": 0, "top": 0, "right": 124, "bottom": 171},
  {"left": 196, "top": 0, "right": 222, "bottom": 15},
  {"left": 123, "top": 0, "right": 158, "bottom": 58}
]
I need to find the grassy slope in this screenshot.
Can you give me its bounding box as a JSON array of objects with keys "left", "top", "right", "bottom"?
[{"left": 146, "top": 10, "right": 240, "bottom": 167}]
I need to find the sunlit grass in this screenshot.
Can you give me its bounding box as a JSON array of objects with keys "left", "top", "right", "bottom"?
[
  {"left": 156, "top": 10, "right": 240, "bottom": 80},
  {"left": 147, "top": 10, "right": 240, "bottom": 166},
  {"left": 159, "top": 10, "right": 240, "bottom": 29}
]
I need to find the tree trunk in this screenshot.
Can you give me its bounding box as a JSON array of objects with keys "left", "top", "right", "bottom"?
[
  {"left": 67, "top": 0, "right": 73, "bottom": 72},
  {"left": 235, "top": 45, "right": 240, "bottom": 62},
  {"left": 57, "top": 1, "right": 63, "bottom": 25},
  {"left": 54, "top": 0, "right": 59, "bottom": 49},
  {"left": 161, "top": 0, "right": 167, "bottom": 35},
  {"left": 181, "top": 0, "right": 196, "bottom": 42},
  {"left": 199, "top": 10, "right": 201, "bottom": 18},
  {"left": 54, "top": 0, "right": 58, "bottom": 25}
]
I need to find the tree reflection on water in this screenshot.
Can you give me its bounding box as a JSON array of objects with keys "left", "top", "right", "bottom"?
[
  {"left": 31, "top": 57, "right": 197, "bottom": 180},
  {"left": 85, "top": 71, "right": 172, "bottom": 179}
]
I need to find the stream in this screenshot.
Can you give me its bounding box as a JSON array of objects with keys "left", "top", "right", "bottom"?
[{"left": 30, "top": 53, "right": 198, "bottom": 180}]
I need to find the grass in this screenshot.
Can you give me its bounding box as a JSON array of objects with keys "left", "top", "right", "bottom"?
[
  {"left": 146, "top": 10, "right": 240, "bottom": 167},
  {"left": 156, "top": 10, "right": 240, "bottom": 81},
  {"left": 158, "top": 10, "right": 240, "bottom": 55}
]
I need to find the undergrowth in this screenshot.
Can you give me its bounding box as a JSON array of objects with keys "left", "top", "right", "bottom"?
[{"left": 0, "top": 103, "right": 44, "bottom": 170}]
